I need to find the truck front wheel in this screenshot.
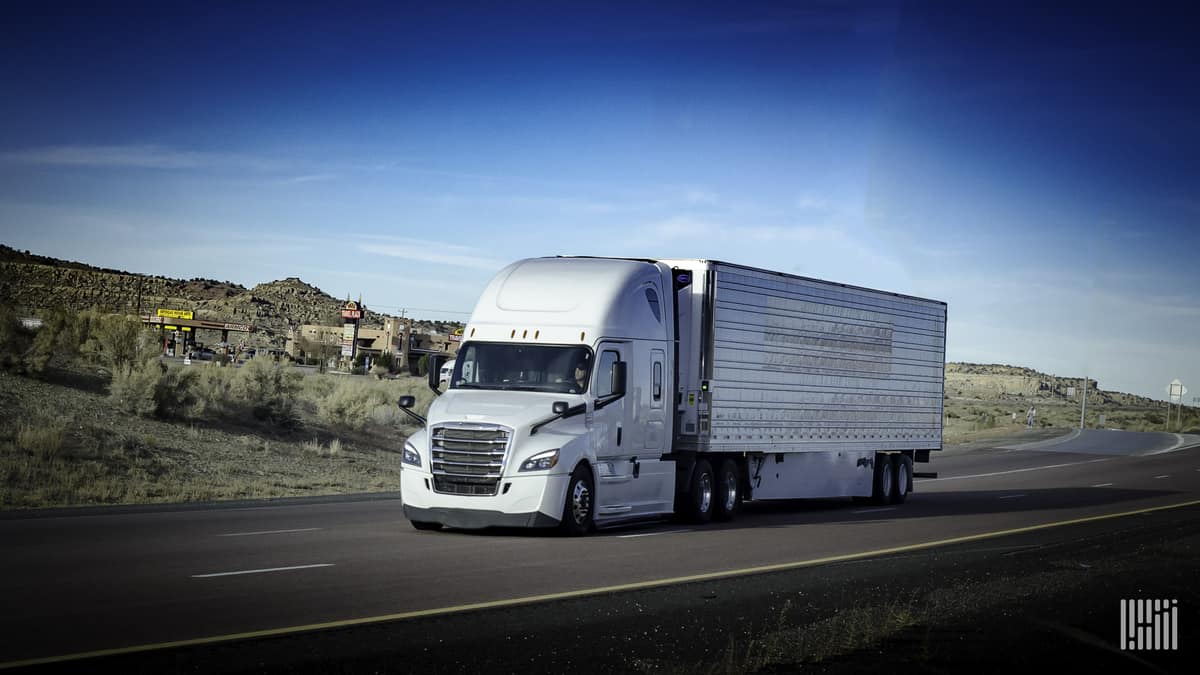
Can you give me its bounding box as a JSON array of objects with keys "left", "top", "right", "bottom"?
[
  {"left": 713, "top": 459, "right": 742, "bottom": 521},
  {"left": 561, "top": 466, "right": 595, "bottom": 536}
]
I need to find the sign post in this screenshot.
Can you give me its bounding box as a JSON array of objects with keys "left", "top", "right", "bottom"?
[{"left": 1166, "top": 379, "right": 1187, "bottom": 432}]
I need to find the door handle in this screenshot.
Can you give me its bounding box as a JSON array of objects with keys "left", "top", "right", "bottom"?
[
  {"left": 631, "top": 456, "right": 639, "bottom": 478},
  {"left": 616, "top": 426, "right": 622, "bottom": 446}
]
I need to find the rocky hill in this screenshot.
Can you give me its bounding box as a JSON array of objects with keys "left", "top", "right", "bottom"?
[
  {"left": 946, "top": 362, "right": 1162, "bottom": 408},
  {"left": 0, "top": 244, "right": 461, "bottom": 347}
]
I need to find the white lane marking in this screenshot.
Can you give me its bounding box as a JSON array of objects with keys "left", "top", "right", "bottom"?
[
  {"left": 216, "top": 528, "right": 322, "bottom": 537},
  {"left": 996, "top": 428, "right": 1081, "bottom": 451},
  {"left": 1091, "top": 483, "right": 1114, "bottom": 488},
  {"left": 1154, "top": 475, "right": 1170, "bottom": 479},
  {"left": 617, "top": 529, "right": 692, "bottom": 539},
  {"left": 1146, "top": 433, "right": 1200, "bottom": 455},
  {"left": 192, "top": 564, "right": 334, "bottom": 578},
  {"left": 997, "top": 494, "right": 1027, "bottom": 500},
  {"left": 852, "top": 507, "right": 897, "bottom": 514},
  {"left": 917, "top": 457, "right": 1112, "bottom": 482}
]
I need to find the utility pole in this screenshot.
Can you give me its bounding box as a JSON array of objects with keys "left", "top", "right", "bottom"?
[{"left": 1079, "top": 375, "right": 1087, "bottom": 429}]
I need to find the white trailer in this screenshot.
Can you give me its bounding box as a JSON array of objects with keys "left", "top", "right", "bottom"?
[{"left": 399, "top": 257, "right": 946, "bottom": 534}]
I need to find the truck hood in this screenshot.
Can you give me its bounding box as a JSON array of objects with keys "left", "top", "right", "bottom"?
[{"left": 428, "top": 389, "right": 583, "bottom": 432}]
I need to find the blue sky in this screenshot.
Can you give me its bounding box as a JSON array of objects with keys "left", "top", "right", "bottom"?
[{"left": 1, "top": 2, "right": 1196, "bottom": 402}]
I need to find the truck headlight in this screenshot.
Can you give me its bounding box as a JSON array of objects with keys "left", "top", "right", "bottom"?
[
  {"left": 519, "top": 449, "right": 559, "bottom": 472},
  {"left": 402, "top": 441, "right": 422, "bottom": 468}
]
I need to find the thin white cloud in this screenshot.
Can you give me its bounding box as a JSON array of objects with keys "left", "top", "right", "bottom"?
[
  {"left": 278, "top": 173, "right": 337, "bottom": 184},
  {"left": 357, "top": 243, "right": 506, "bottom": 271},
  {"left": 0, "top": 144, "right": 286, "bottom": 171}
]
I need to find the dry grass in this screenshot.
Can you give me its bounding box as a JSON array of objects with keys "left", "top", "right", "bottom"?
[
  {"left": 16, "top": 422, "right": 66, "bottom": 459},
  {"left": 0, "top": 367, "right": 407, "bottom": 510}
]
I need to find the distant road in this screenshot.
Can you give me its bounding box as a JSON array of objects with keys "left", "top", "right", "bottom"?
[{"left": 2, "top": 429, "right": 1198, "bottom": 669}]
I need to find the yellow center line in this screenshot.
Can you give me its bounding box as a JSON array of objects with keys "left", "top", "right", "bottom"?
[{"left": 4, "top": 498, "right": 1200, "bottom": 670}]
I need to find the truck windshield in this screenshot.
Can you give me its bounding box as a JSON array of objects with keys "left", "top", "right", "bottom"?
[{"left": 450, "top": 342, "right": 593, "bottom": 394}]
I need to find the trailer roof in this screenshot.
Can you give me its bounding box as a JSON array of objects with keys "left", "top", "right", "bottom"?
[{"left": 554, "top": 256, "right": 947, "bottom": 308}]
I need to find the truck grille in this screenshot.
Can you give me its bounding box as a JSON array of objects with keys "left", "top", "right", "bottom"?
[{"left": 430, "top": 424, "right": 511, "bottom": 496}]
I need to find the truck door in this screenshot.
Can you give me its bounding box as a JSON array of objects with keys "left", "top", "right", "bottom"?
[
  {"left": 591, "top": 342, "right": 639, "bottom": 517},
  {"left": 592, "top": 343, "right": 674, "bottom": 519}
]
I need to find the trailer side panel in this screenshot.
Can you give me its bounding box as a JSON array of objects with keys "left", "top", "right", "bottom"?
[{"left": 706, "top": 263, "right": 946, "bottom": 454}]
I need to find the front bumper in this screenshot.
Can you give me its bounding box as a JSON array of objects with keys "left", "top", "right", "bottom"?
[
  {"left": 403, "top": 504, "right": 560, "bottom": 529},
  {"left": 400, "top": 468, "right": 570, "bottom": 529}
]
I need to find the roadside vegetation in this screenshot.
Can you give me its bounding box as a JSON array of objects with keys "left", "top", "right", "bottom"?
[{"left": 0, "top": 306, "right": 431, "bottom": 509}]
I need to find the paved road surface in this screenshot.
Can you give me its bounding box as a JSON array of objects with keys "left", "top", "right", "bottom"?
[{"left": 2, "top": 428, "right": 1198, "bottom": 669}]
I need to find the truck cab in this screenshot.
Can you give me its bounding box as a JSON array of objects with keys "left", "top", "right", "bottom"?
[{"left": 400, "top": 257, "right": 678, "bottom": 533}]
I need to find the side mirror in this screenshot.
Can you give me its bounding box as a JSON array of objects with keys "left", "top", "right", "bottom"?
[
  {"left": 398, "top": 395, "right": 415, "bottom": 409},
  {"left": 611, "top": 361, "right": 627, "bottom": 397},
  {"left": 552, "top": 401, "right": 569, "bottom": 415},
  {"left": 427, "top": 353, "right": 447, "bottom": 395}
]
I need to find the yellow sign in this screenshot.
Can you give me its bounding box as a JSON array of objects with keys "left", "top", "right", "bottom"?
[{"left": 157, "top": 308, "right": 194, "bottom": 320}]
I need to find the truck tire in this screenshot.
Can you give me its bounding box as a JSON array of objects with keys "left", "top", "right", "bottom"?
[
  {"left": 871, "top": 453, "right": 893, "bottom": 505},
  {"left": 713, "top": 459, "right": 742, "bottom": 521},
  {"left": 685, "top": 459, "right": 715, "bottom": 524},
  {"left": 410, "top": 520, "right": 443, "bottom": 531},
  {"left": 561, "top": 466, "right": 595, "bottom": 536},
  {"left": 890, "top": 454, "right": 912, "bottom": 504}
]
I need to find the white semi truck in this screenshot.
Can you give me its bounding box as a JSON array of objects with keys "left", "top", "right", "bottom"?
[{"left": 398, "top": 257, "right": 946, "bottom": 534}]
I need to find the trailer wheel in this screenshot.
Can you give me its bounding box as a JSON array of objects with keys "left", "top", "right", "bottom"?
[
  {"left": 871, "top": 453, "right": 893, "bottom": 505},
  {"left": 561, "top": 466, "right": 595, "bottom": 536},
  {"left": 410, "top": 520, "right": 443, "bottom": 531},
  {"left": 713, "top": 459, "right": 743, "bottom": 521},
  {"left": 685, "top": 459, "right": 715, "bottom": 524},
  {"left": 890, "top": 454, "right": 912, "bottom": 504}
]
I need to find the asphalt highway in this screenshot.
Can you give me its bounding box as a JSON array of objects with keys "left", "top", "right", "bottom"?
[{"left": 2, "top": 428, "right": 1198, "bottom": 670}]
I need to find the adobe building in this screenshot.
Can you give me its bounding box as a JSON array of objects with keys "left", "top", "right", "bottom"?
[{"left": 285, "top": 311, "right": 459, "bottom": 371}]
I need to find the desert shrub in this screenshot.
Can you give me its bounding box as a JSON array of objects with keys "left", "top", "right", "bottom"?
[
  {"left": 0, "top": 307, "right": 34, "bottom": 372},
  {"left": 300, "top": 373, "right": 337, "bottom": 400},
  {"left": 17, "top": 422, "right": 67, "bottom": 458},
  {"left": 373, "top": 351, "right": 395, "bottom": 372},
  {"left": 84, "top": 314, "right": 160, "bottom": 376},
  {"left": 26, "top": 308, "right": 87, "bottom": 373},
  {"left": 110, "top": 358, "right": 161, "bottom": 416},
  {"left": 318, "top": 379, "right": 395, "bottom": 431},
  {"left": 1144, "top": 412, "right": 1164, "bottom": 425},
  {"left": 153, "top": 363, "right": 198, "bottom": 418},
  {"left": 369, "top": 403, "right": 400, "bottom": 426},
  {"left": 188, "top": 365, "right": 235, "bottom": 418},
  {"left": 945, "top": 411, "right": 960, "bottom": 419},
  {"left": 417, "top": 354, "right": 429, "bottom": 377},
  {"left": 232, "top": 356, "right": 302, "bottom": 426}
]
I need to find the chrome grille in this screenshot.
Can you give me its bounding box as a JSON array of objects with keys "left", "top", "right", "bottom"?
[{"left": 430, "top": 424, "right": 511, "bottom": 496}]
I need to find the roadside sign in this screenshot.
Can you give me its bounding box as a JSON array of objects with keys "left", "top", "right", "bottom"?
[
  {"left": 1067, "top": 386, "right": 1075, "bottom": 397},
  {"left": 1166, "top": 379, "right": 1187, "bottom": 403},
  {"left": 157, "top": 308, "right": 194, "bottom": 320}
]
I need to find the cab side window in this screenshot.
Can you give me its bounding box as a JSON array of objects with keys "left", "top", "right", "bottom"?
[{"left": 596, "top": 350, "right": 620, "bottom": 397}]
